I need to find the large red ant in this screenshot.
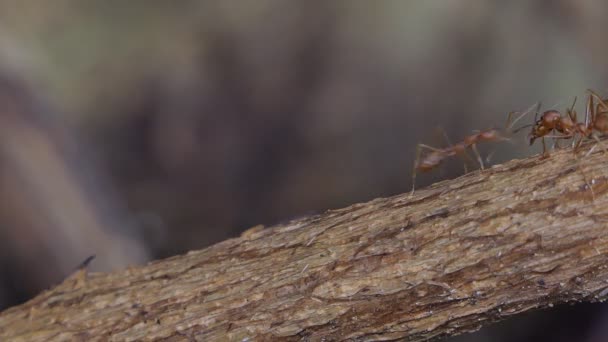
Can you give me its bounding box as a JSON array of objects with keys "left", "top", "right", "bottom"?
[
  {"left": 527, "top": 90, "right": 608, "bottom": 156},
  {"left": 526, "top": 99, "right": 579, "bottom": 155},
  {"left": 410, "top": 108, "right": 532, "bottom": 195}
]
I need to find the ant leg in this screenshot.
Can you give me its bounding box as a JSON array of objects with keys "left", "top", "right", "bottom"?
[
  {"left": 417, "top": 143, "right": 445, "bottom": 152},
  {"left": 586, "top": 91, "right": 594, "bottom": 129},
  {"left": 544, "top": 134, "right": 582, "bottom": 153},
  {"left": 573, "top": 151, "right": 596, "bottom": 201},
  {"left": 541, "top": 137, "right": 548, "bottom": 158},
  {"left": 509, "top": 103, "right": 540, "bottom": 135},
  {"left": 590, "top": 134, "right": 608, "bottom": 156},
  {"left": 553, "top": 137, "right": 561, "bottom": 149},
  {"left": 505, "top": 102, "right": 539, "bottom": 133},
  {"left": 544, "top": 134, "right": 575, "bottom": 143},
  {"left": 565, "top": 140, "right": 596, "bottom": 201},
  {"left": 470, "top": 144, "right": 485, "bottom": 170},
  {"left": 565, "top": 97, "right": 579, "bottom": 149},
  {"left": 588, "top": 89, "right": 608, "bottom": 123},
  {"left": 573, "top": 134, "right": 583, "bottom": 150},
  {"left": 410, "top": 143, "right": 444, "bottom": 196},
  {"left": 485, "top": 151, "right": 494, "bottom": 164},
  {"left": 586, "top": 143, "right": 598, "bottom": 157},
  {"left": 572, "top": 134, "right": 579, "bottom": 149},
  {"left": 533, "top": 102, "right": 541, "bottom": 124},
  {"left": 459, "top": 149, "right": 477, "bottom": 173},
  {"left": 437, "top": 127, "right": 453, "bottom": 146},
  {"left": 567, "top": 96, "right": 577, "bottom": 122},
  {"left": 540, "top": 134, "right": 573, "bottom": 156},
  {"left": 410, "top": 144, "right": 423, "bottom": 196}
]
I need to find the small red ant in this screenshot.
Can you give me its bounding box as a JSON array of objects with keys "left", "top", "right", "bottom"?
[{"left": 410, "top": 108, "right": 532, "bottom": 195}]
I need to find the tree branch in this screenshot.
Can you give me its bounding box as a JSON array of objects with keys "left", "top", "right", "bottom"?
[{"left": 3, "top": 144, "right": 608, "bottom": 341}]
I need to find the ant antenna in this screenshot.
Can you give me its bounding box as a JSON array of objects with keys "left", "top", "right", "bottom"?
[
  {"left": 435, "top": 126, "right": 453, "bottom": 147},
  {"left": 533, "top": 101, "right": 541, "bottom": 123},
  {"left": 567, "top": 96, "right": 577, "bottom": 122},
  {"left": 570, "top": 96, "right": 578, "bottom": 110},
  {"left": 509, "top": 102, "right": 540, "bottom": 133},
  {"left": 512, "top": 123, "right": 534, "bottom": 134}
]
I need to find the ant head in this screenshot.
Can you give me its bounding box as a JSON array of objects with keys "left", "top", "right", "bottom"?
[{"left": 528, "top": 133, "right": 537, "bottom": 146}]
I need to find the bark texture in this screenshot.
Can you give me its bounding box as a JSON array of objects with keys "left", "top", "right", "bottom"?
[{"left": 3, "top": 144, "right": 608, "bottom": 341}]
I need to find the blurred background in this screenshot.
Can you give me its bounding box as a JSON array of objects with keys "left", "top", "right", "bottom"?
[{"left": 0, "top": 1, "right": 607, "bottom": 341}]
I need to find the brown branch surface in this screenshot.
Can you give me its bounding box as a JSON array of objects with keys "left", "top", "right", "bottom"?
[{"left": 3, "top": 144, "right": 608, "bottom": 341}]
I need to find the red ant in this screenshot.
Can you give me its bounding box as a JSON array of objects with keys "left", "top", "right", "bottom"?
[
  {"left": 410, "top": 108, "right": 532, "bottom": 195},
  {"left": 526, "top": 99, "right": 579, "bottom": 156},
  {"left": 527, "top": 90, "right": 608, "bottom": 156},
  {"left": 524, "top": 90, "right": 608, "bottom": 200}
]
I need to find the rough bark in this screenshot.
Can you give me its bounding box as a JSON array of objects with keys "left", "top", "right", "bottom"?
[{"left": 3, "top": 144, "right": 608, "bottom": 342}]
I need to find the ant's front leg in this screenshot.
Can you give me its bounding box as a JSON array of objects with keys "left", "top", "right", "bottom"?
[
  {"left": 540, "top": 137, "right": 550, "bottom": 159},
  {"left": 539, "top": 134, "right": 570, "bottom": 158},
  {"left": 545, "top": 134, "right": 578, "bottom": 153}
]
